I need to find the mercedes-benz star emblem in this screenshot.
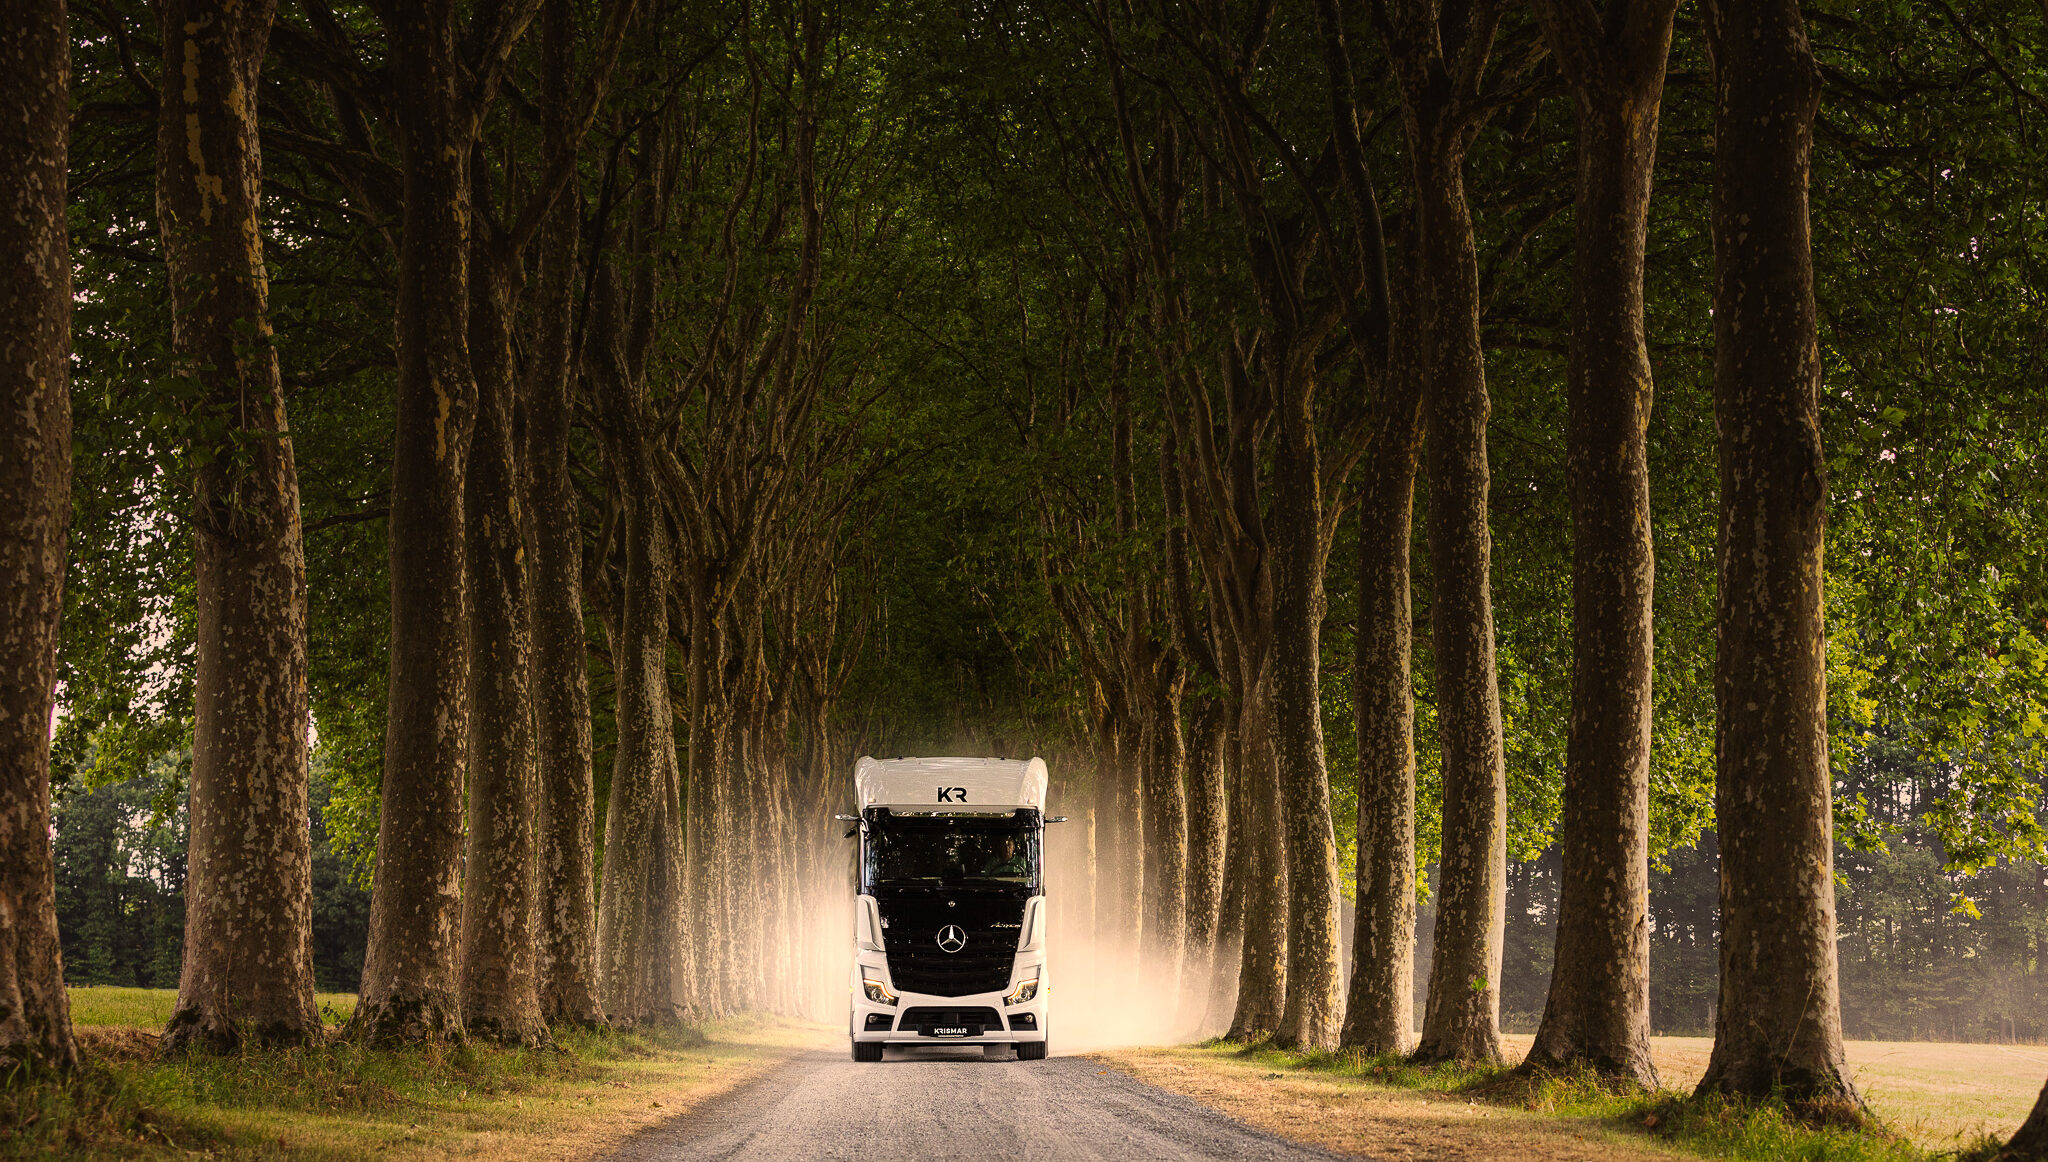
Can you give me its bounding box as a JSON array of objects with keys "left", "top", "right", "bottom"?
[{"left": 936, "top": 924, "right": 967, "bottom": 953}]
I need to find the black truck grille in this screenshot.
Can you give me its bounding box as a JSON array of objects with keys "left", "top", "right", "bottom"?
[
  {"left": 874, "top": 891, "right": 1027, "bottom": 997},
  {"left": 901, "top": 1006, "right": 1003, "bottom": 1034},
  {"left": 886, "top": 951, "right": 1013, "bottom": 997}
]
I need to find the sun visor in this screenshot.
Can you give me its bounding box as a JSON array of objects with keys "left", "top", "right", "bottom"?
[{"left": 854, "top": 756, "right": 1049, "bottom": 811}]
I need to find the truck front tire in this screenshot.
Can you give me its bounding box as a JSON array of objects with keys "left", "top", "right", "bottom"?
[
  {"left": 1016, "top": 1040, "right": 1047, "bottom": 1061},
  {"left": 851, "top": 1039, "right": 884, "bottom": 1062}
]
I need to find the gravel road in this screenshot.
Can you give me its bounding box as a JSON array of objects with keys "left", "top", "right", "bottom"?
[{"left": 607, "top": 1045, "right": 1353, "bottom": 1161}]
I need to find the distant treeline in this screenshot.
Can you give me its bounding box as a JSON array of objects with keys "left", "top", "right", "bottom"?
[
  {"left": 1483, "top": 834, "right": 2048, "bottom": 1044},
  {"left": 53, "top": 768, "right": 368, "bottom": 995}
]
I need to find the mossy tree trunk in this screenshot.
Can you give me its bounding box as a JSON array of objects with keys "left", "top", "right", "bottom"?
[
  {"left": 1378, "top": 0, "right": 1511, "bottom": 1066},
  {"left": 153, "top": 0, "right": 321, "bottom": 1057},
  {"left": 458, "top": 244, "right": 548, "bottom": 1047},
  {"left": 1521, "top": 0, "right": 1680, "bottom": 1090},
  {"left": 1341, "top": 360, "right": 1424, "bottom": 1055},
  {"left": 1694, "top": 0, "right": 1860, "bottom": 1107},
  {"left": 0, "top": 0, "right": 78, "bottom": 1075},
  {"left": 355, "top": 0, "right": 539, "bottom": 1045}
]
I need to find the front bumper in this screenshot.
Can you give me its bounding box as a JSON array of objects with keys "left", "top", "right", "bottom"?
[{"left": 848, "top": 959, "right": 1048, "bottom": 1045}]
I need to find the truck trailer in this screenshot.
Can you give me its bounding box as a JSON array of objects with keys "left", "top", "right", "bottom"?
[{"left": 843, "top": 756, "right": 1054, "bottom": 1062}]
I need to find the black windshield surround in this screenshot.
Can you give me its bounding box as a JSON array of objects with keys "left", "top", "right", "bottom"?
[
  {"left": 862, "top": 807, "right": 1041, "bottom": 997},
  {"left": 860, "top": 807, "right": 1042, "bottom": 893}
]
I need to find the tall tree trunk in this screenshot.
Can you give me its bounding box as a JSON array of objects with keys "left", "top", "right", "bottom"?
[
  {"left": 1410, "top": 140, "right": 1508, "bottom": 1068},
  {"left": 1695, "top": 0, "right": 1858, "bottom": 1107},
  {"left": 1271, "top": 399, "right": 1342, "bottom": 1052},
  {"left": 0, "top": 0, "right": 77, "bottom": 1073},
  {"left": 1206, "top": 687, "right": 1248, "bottom": 1030},
  {"left": 1522, "top": 0, "right": 1678, "bottom": 1089},
  {"left": 1141, "top": 658, "right": 1188, "bottom": 996},
  {"left": 354, "top": 9, "right": 480, "bottom": 1045},
  {"left": 526, "top": 164, "right": 604, "bottom": 1030},
  {"left": 1341, "top": 377, "right": 1424, "bottom": 1054},
  {"left": 683, "top": 581, "right": 729, "bottom": 1015},
  {"left": 1090, "top": 706, "right": 1124, "bottom": 961},
  {"left": 1182, "top": 695, "right": 1229, "bottom": 1014},
  {"left": 1228, "top": 672, "right": 1287, "bottom": 1038},
  {"left": 459, "top": 248, "right": 548, "bottom": 1046},
  {"left": 2003, "top": 1078, "right": 2048, "bottom": 1160},
  {"left": 593, "top": 446, "right": 683, "bottom": 1025},
  {"left": 153, "top": 0, "right": 320, "bottom": 1056}
]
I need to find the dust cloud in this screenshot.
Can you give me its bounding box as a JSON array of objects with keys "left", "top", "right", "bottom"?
[{"left": 779, "top": 800, "right": 1230, "bottom": 1053}]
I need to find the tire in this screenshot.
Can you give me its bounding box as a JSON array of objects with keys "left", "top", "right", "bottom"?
[
  {"left": 1016, "top": 1039, "right": 1047, "bottom": 1061},
  {"left": 851, "top": 1039, "right": 884, "bottom": 1062}
]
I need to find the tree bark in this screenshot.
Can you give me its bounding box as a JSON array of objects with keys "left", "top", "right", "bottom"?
[
  {"left": 1695, "top": 0, "right": 1859, "bottom": 1107},
  {"left": 1271, "top": 397, "right": 1343, "bottom": 1052},
  {"left": 1377, "top": 0, "right": 1509, "bottom": 1067},
  {"left": 1206, "top": 694, "right": 1248, "bottom": 1029},
  {"left": 1182, "top": 694, "right": 1229, "bottom": 1012},
  {"left": 0, "top": 0, "right": 78, "bottom": 1073},
  {"left": 1410, "top": 139, "right": 1508, "bottom": 1069},
  {"left": 2003, "top": 1078, "right": 2048, "bottom": 1160},
  {"left": 1341, "top": 374, "right": 1424, "bottom": 1055},
  {"left": 592, "top": 256, "right": 688, "bottom": 1027},
  {"left": 458, "top": 246, "right": 548, "bottom": 1046},
  {"left": 353, "top": 8, "right": 482, "bottom": 1046},
  {"left": 1140, "top": 657, "right": 1188, "bottom": 996},
  {"left": 682, "top": 594, "right": 729, "bottom": 1016},
  {"left": 152, "top": 0, "right": 321, "bottom": 1056},
  {"left": 1522, "top": 0, "right": 1678, "bottom": 1089},
  {"left": 526, "top": 173, "right": 604, "bottom": 1030},
  {"left": 1228, "top": 673, "right": 1288, "bottom": 1039}
]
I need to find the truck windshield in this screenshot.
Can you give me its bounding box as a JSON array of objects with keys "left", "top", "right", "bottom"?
[{"left": 864, "top": 815, "right": 1039, "bottom": 889}]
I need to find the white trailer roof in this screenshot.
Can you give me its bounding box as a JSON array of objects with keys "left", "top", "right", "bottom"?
[{"left": 854, "top": 756, "right": 1049, "bottom": 811}]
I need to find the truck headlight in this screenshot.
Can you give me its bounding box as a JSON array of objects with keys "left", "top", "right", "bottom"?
[
  {"left": 861, "top": 966, "right": 898, "bottom": 1007},
  {"left": 1004, "top": 966, "right": 1041, "bottom": 1007}
]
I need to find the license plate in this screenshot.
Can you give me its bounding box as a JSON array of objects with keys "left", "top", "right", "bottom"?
[{"left": 926, "top": 1025, "right": 976, "bottom": 1037}]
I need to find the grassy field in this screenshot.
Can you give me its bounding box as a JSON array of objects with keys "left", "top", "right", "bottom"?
[
  {"left": 65, "top": 986, "right": 359, "bottom": 1032},
  {"left": 1503, "top": 1034, "right": 2045, "bottom": 1152},
  {"left": 1101, "top": 1035, "right": 2042, "bottom": 1162},
  {"left": 7, "top": 989, "right": 835, "bottom": 1161}
]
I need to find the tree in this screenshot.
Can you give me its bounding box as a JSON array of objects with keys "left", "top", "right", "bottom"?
[
  {"left": 459, "top": 0, "right": 631, "bottom": 1046},
  {"left": 152, "top": 0, "right": 322, "bottom": 1057},
  {"left": 0, "top": 0, "right": 79, "bottom": 1075},
  {"left": 1694, "top": 0, "right": 1860, "bottom": 1106},
  {"left": 355, "top": 0, "right": 543, "bottom": 1045},
  {"left": 587, "top": 127, "right": 688, "bottom": 1026},
  {"left": 1374, "top": 0, "right": 1514, "bottom": 1065},
  {"left": 1520, "top": 0, "right": 1681, "bottom": 1088},
  {"left": 526, "top": 0, "right": 605, "bottom": 1030},
  {"left": 1341, "top": 273, "right": 1424, "bottom": 1055}
]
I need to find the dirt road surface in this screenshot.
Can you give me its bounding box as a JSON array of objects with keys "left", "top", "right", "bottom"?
[{"left": 606, "top": 1044, "right": 1350, "bottom": 1161}]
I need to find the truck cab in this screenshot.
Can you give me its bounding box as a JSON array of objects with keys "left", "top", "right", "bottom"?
[{"left": 846, "top": 756, "right": 1052, "bottom": 1062}]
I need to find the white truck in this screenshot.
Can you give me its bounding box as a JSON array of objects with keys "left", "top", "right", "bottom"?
[{"left": 843, "top": 756, "right": 1054, "bottom": 1061}]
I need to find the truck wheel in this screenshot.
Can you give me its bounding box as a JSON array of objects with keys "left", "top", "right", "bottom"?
[
  {"left": 851, "top": 1040, "right": 884, "bottom": 1062},
  {"left": 1016, "top": 1040, "right": 1047, "bottom": 1061}
]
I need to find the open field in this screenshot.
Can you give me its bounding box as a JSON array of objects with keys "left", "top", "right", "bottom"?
[
  {"left": 1103, "top": 1035, "right": 2043, "bottom": 1161},
  {"left": 66, "top": 986, "right": 359, "bottom": 1032},
  {"left": 1525, "top": 1034, "right": 2043, "bottom": 1152},
  {"left": 12, "top": 991, "right": 835, "bottom": 1161},
  {"left": 1098, "top": 1044, "right": 1696, "bottom": 1161}
]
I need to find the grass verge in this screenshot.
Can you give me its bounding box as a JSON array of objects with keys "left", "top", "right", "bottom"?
[
  {"left": 1158, "top": 1037, "right": 2007, "bottom": 1162},
  {"left": 5, "top": 1009, "right": 828, "bottom": 1160}
]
